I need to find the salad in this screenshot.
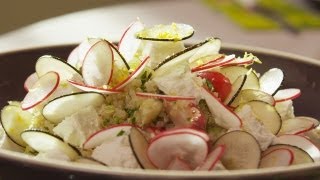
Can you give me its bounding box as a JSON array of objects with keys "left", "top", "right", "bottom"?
[{"left": 1, "top": 19, "right": 320, "bottom": 171}]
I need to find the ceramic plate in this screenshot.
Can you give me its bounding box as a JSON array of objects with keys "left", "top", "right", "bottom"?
[{"left": 0, "top": 44, "right": 319, "bottom": 179}]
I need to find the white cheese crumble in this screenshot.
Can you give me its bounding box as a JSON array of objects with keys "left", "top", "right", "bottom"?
[
  {"left": 53, "top": 106, "right": 101, "bottom": 147},
  {"left": 91, "top": 135, "right": 140, "bottom": 168},
  {"left": 142, "top": 41, "right": 184, "bottom": 69},
  {"left": 275, "top": 100, "right": 295, "bottom": 120},
  {"left": 236, "top": 105, "right": 275, "bottom": 150},
  {"left": 153, "top": 63, "right": 203, "bottom": 100}
]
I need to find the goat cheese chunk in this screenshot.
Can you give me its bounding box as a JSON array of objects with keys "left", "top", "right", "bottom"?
[
  {"left": 153, "top": 63, "right": 203, "bottom": 100},
  {"left": 236, "top": 105, "right": 275, "bottom": 150},
  {"left": 275, "top": 100, "right": 295, "bottom": 120},
  {"left": 53, "top": 106, "right": 101, "bottom": 147},
  {"left": 91, "top": 135, "right": 140, "bottom": 168}
]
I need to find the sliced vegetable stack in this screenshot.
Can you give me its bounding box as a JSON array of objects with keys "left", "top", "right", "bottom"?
[{"left": 0, "top": 19, "right": 319, "bottom": 172}]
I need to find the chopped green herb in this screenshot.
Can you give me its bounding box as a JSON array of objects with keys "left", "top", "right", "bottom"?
[{"left": 116, "top": 130, "right": 125, "bottom": 137}]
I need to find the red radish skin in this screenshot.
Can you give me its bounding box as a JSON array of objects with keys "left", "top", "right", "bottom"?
[
  {"left": 82, "top": 40, "right": 114, "bottom": 86},
  {"left": 196, "top": 145, "right": 226, "bottom": 171},
  {"left": 260, "top": 148, "right": 294, "bottom": 168},
  {"left": 154, "top": 128, "right": 210, "bottom": 142},
  {"left": 118, "top": 20, "right": 144, "bottom": 62},
  {"left": 68, "top": 80, "right": 122, "bottom": 94},
  {"left": 83, "top": 124, "right": 135, "bottom": 149},
  {"left": 192, "top": 55, "right": 235, "bottom": 72},
  {"left": 274, "top": 88, "right": 301, "bottom": 103},
  {"left": 136, "top": 92, "right": 196, "bottom": 101},
  {"left": 201, "top": 87, "right": 242, "bottom": 129},
  {"left": 147, "top": 131, "right": 209, "bottom": 169},
  {"left": 24, "top": 73, "right": 38, "bottom": 92},
  {"left": 21, "top": 71, "right": 60, "bottom": 110},
  {"left": 273, "top": 134, "right": 320, "bottom": 161},
  {"left": 112, "top": 56, "right": 150, "bottom": 90}
]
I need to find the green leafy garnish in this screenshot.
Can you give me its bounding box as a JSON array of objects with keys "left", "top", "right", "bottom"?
[{"left": 116, "top": 130, "right": 125, "bottom": 137}]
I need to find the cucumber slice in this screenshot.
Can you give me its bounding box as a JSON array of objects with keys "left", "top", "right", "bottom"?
[
  {"left": 153, "top": 38, "right": 218, "bottom": 72},
  {"left": 36, "top": 55, "right": 82, "bottom": 81},
  {"left": 259, "top": 68, "right": 283, "bottom": 95},
  {"left": 81, "top": 40, "right": 114, "bottom": 87},
  {"left": 21, "top": 129, "right": 80, "bottom": 160},
  {"left": 220, "top": 66, "right": 260, "bottom": 90},
  {"left": 223, "top": 75, "right": 247, "bottom": 105},
  {"left": 235, "top": 101, "right": 281, "bottom": 135},
  {"left": 230, "top": 89, "right": 275, "bottom": 108},
  {"left": 21, "top": 71, "right": 60, "bottom": 110},
  {"left": 262, "top": 144, "right": 314, "bottom": 165},
  {"left": 129, "top": 127, "right": 156, "bottom": 169},
  {"left": 0, "top": 105, "right": 34, "bottom": 147},
  {"left": 213, "top": 130, "right": 261, "bottom": 170},
  {"left": 136, "top": 23, "right": 194, "bottom": 41},
  {"left": 42, "top": 92, "right": 105, "bottom": 124}
]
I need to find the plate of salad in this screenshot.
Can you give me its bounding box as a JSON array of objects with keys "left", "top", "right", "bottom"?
[{"left": 0, "top": 19, "right": 320, "bottom": 179}]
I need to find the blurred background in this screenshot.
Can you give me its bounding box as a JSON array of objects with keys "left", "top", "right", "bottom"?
[{"left": 0, "top": 0, "right": 320, "bottom": 58}]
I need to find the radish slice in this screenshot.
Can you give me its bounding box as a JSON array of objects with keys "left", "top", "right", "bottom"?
[
  {"left": 21, "top": 130, "right": 80, "bottom": 160},
  {"left": 223, "top": 75, "right": 247, "bottom": 105},
  {"left": 42, "top": 92, "right": 106, "bottom": 124},
  {"left": 68, "top": 80, "right": 122, "bottom": 94},
  {"left": 24, "top": 72, "right": 38, "bottom": 92},
  {"left": 272, "top": 134, "right": 320, "bottom": 161},
  {"left": 157, "top": 128, "right": 210, "bottom": 142},
  {"left": 279, "top": 117, "right": 315, "bottom": 135},
  {"left": 82, "top": 40, "right": 114, "bottom": 87},
  {"left": 196, "top": 145, "right": 225, "bottom": 171},
  {"left": 147, "top": 131, "right": 208, "bottom": 169},
  {"left": 129, "top": 127, "right": 156, "bottom": 169},
  {"left": 113, "top": 56, "right": 150, "bottom": 90},
  {"left": 296, "top": 116, "right": 320, "bottom": 128},
  {"left": 213, "top": 130, "right": 261, "bottom": 170},
  {"left": 259, "top": 148, "right": 294, "bottom": 168},
  {"left": 259, "top": 68, "right": 284, "bottom": 95},
  {"left": 274, "top": 88, "right": 301, "bottom": 102},
  {"left": 78, "top": 38, "right": 101, "bottom": 66},
  {"left": 167, "top": 157, "right": 192, "bottom": 170},
  {"left": 201, "top": 87, "right": 242, "bottom": 129},
  {"left": 220, "top": 66, "right": 260, "bottom": 90},
  {"left": 191, "top": 55, "right": 235, "bottom": 72},
  {"left": 35, "top": 55, "right": 82, "bottom": 81},
  {"left": 136, "top": 92, "right": 195, "bottom": 101},
  {"left": 136, "top": 23, "right": 194, "bottom": 41},
  {"left": 118, "top": 20, "right": 145, "bottom": 62},
  {"left": 230, "top": 89, "right": 275, "bottom": 108},
  {"left": 21, "top": 71, "right": 60, "bottom": 110},
  {"left": 223, "top": 56, "right": 254, "bottom": 67},
  {"left": 263, "top": 144, "right": 314, "bottom": 165},
  {"left": 67, "top": 45, "right": 80, "bottom": 68},
  {"left": 83, "top": 124, "right": 133, "bottom": 149}
]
